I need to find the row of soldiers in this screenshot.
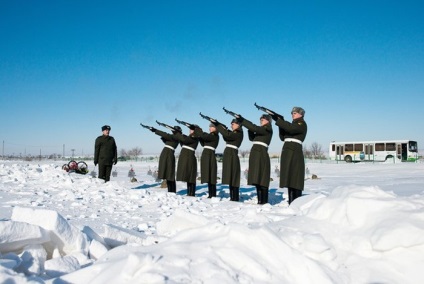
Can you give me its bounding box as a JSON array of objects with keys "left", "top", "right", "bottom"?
[{"left": 141, "top": 103, "right": 307, "bottom": 205}]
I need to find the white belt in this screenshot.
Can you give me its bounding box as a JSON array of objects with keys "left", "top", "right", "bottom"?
[
  {"left": 204, "top": 146, "right": 216, "bottom": 151},
  {"left": 182, "top": 145, "right": 195, "bottom": 151},
  {"left": 226, "top": 144, "right": 238, "bottom": 150},
  {"left": 253, "top": 141, "right": 268, "bottom": 148},
  {"left": 284, "top": 138, "right": 302, "bottom": 145},
  {"left": 164, "top": 145, "right": 175, "bottom": 151}
]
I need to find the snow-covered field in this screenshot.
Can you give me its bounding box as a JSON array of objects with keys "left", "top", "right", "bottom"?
[{"left": 1, "top": 159, "right": 424, "bottom": 283}]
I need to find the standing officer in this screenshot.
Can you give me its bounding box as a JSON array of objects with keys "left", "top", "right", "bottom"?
[
  {"left": 216, "top": 119, "right": 243, "bottom": 201},
  {"left": 94, "top": 125, "right": 117, "bottom": 182},
  {"left": 272, "top": 107, "right": 307, "bottom": 204},
  {"left": 194, "top": 123, "right": 220, "bottom": 198},
  {"left": 238, "top": 114, "right": 273, "bottom": 204},
  {"left": 148, "top": 125, "right": 182, "bottom": 193},
  {"left": 174, "top": 125, "right": 199, "bottom": 196}
]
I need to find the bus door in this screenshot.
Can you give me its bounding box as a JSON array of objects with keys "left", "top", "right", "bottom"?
[
  {"left": 336, "top": 145, "right": 344, "bottom": 161},
  {"left": 401, "top": 143, "right": 408, "bottom": 161},
  {"left": 365, "top": 144, "right": 373, "bottom": 161}
]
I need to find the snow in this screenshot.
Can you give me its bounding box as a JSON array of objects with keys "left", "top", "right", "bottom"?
[{"left": 1, "top": 159, "right": 424, "bottom": 283}]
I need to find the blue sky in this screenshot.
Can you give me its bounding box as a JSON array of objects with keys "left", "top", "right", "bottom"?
[{"left": 1, "top": 0, "right": 423, "bottom": 156}]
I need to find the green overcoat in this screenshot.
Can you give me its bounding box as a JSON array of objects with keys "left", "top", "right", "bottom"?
[
  {"left": 241, "top": 118, "right": 273, "bottom": 187},
  {"left": 195, "top": 128, "right": 219, "bottom": 185},
  {"left": 275, "top": 117, "right": 307, "bottom": 190},
  {"left": 94, "top": 135, "right": 117, "bottom": 166},
  {"left": 155, "top": 129, "right": 180, "bottom": 181},
  {"left": 217, "top": 124, "right": 243, "bottom": 187},
  {"left": 175, "top": 132, "right": 199, "bottom": 183}
]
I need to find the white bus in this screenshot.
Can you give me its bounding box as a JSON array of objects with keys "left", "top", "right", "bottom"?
[{"left": 329, "top": 140, "right": 418, "bottom": 163}]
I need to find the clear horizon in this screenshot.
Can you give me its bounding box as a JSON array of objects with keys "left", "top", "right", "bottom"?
[{"left": 1, "top": 1, "right": 423, "bottom": 156}]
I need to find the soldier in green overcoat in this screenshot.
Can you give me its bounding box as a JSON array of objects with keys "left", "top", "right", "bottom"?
[
  {"left": 174, "top": 126, "right": 199, "bottom": 196},
  {"left": 94, "top": 125, "right": 118, "bottom": 182},
  {"left": 194, "top": 123, "right": 220, "bottom": 198},
  {"left": 216, "top": 119, "right": 243, "bottom": 201},
  {"left": 239, "top": 114, "right": 273, "bottom": 204},
  {"left": 272, "top": 107, "right": 307, "bottom": 205},
  {"left": 148, "top": 126, "right": 181, "bottom": 192}
]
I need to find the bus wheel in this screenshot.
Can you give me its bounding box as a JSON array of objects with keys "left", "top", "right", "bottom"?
[
  {"left": 386, "top": 155, "right": 394, "bottom": 161},
  {"left": 344, "top": 156, "right": 353, "bottom": 163}
]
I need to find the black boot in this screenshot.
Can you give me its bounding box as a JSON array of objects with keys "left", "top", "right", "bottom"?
[
  {"left": 167, "top": 180, "right": 173, "bottom": 193},
  {"left": 288, "top": 188, "right": 302, "bottom": 205},
  {"left": 229, "top": 186, "right": 234, "bottom": 201},
  {"left": 208, "top": 183, "right": 216, "bottom": 198},
  {"left": 288, "top": 187, "right": 295, "bottom": 204},
  {"left": 171, "top": 181, "right": 177, "bottom": 193},
  {"left": 211, "top": 184, "right": 217, "bottom": 197},
  {"left": 208, "top": 183, "right": 212, "bottom": 198},
  {"left": 256, "top": 185, "right": 262, "bottom": 204},
  {"left": 232, "top": 187, "right": 239, "bottom": 201},
  {"left": 261, "top": 186, "right": 269, "bottom": 204},
  {"left": 187, "top": 183, "right": 196, "bottom": 196}
]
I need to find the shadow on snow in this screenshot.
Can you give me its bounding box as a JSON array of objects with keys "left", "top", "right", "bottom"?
[{"left": 132, "top": 182, "right": 285, "bottom": 205}]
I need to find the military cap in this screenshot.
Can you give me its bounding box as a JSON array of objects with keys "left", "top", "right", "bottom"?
[
  {"left": 231, "top": 118, "right": 241, "bottom": 125},
  {"left": 260, "top": 114, "right": 271, "bottom": 121},
  {"left": 291, "top": 107, "right": 305, "bottom": 116}
]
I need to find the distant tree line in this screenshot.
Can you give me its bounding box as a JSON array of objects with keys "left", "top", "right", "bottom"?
[
  {"left": 119, "top": 147, "right": 143, "bottom": 161},
  {"left": 303, "top": 142, "right": 326, "bottom": 159}
]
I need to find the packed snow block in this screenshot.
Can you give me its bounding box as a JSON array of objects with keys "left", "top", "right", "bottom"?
[
  {"left": 0, "top": 221, "right": 50, "bottom": 254},
  {"left": 10, "top": 207, "right": 89, "bottom": 257},
  {"left": 16, "top": 244, "right": 47, "bottom": 276},
  {"left": 44, "top": 255, "right": 80, "bottom": 278},
  {"left": 89, "top": 239, "right": 109, "bottom": 260},
  {"left": 102, "top": 224, "right": 146, "bottom": 248},
  {"left": 82, "top": 225, "right": 110, "bottom": 249}
]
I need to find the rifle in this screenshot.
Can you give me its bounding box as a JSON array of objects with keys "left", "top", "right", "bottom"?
[
  {"left": 175, "top": 118, "right": 197, "bottom": 129},
  {"left": 156, "top": 120, "right": 178, "bottom": 132},
  {"left": 254, "top": 102, "right": 284, "bottom": 120},
  {"left": 222, "top": 107, "right": 240, "bottom": 118},
  {"left": 140, "top": 122, "right": 154, "bottom": 131},
  {"left": 199, "top": 112, "right": 228, "bottom": 129}
]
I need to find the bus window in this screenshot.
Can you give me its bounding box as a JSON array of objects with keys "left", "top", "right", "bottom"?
[
  {"left": 375, "top": 143, "right": 385, "bottom": 151},
  {"left": 354, "top": 144, "right": 363, "bottom": 151},
  {"left": 345, "top": 144, "right": 353, "bottom": 151},
  {"left": 386, "top": 143, "right": 396, "bottom": 151}
]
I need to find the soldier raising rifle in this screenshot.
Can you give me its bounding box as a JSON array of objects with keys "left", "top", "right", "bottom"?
[
  {"left": 197, "top": 113, "right": 221, "bottom": 198},
  {"left": 141, "top": 122, "right": 182, "bottom": 193},
  {"left": 226, "top": 105, "right": 273, "bottom": 204},
  {"left": 256, "top": 104, "right": 308, "bottom": 205},
  {"left": 221, "top": 107, "right": 244, "bottom": 202},
  {"left": 174, "top": 118, "right": 200, "bottom": 197}
]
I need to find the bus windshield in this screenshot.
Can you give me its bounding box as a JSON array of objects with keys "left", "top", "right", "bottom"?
[{"left": 409, "top": 141, "right": 418, "bottom": 152}]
